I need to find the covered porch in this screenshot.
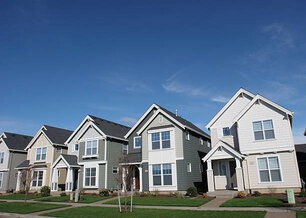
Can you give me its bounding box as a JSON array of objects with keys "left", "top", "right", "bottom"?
[
  {"left": 51, "top": 154, "right": 79, "bottom": 193},
  {"left": 203, "top": 141, "right": 244, "bottom": 193}
]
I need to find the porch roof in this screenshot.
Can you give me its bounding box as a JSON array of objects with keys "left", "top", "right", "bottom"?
[{"left": 52, "top": 154, "right": 79, "bottom": 169}]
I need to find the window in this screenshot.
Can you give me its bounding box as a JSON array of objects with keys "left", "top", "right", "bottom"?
[
  {"left": 0, "top": 173, "right": 3, "bottom": 187},
  {"left": 207, "top": 141, "right": 211, "bottom": 148},
  {"left": 0, "top": 152, "right": 4, "bottom": 164},
  {"left": 85, "top": 167, "right": 96, "bottom": 187},
  {"left": 74, "top": 144, "right": 79, "bottom": 151},
  {"left": 223, "top": 127, "right": 230, "bottom": 136},
  {"left": 112, "top": 167, "right": 119, "bottom": 174},
  {"left": 123, "top": 144, "right": 128, "bottom": 155},
  {"left": 187, "top": 163, "right": 192, "bottom": 172},
  {"left": 185, "top": 131, "right": 190, "bottom": 140},
  {"left": 134, "top": 136, "right": 142, "bottom": 148},
  {"left": 32, "top": 171, "right": 43, "bottom": 187},
  {"left": 56, "top": 147, "right": 62, "bottom": 153},
  {"left": 258, "top": 157, "right": 282, "bottom": 182},
  {"left": 152, "top": 164, "right": 172, "bottom": 186},
  {"left": 253, "top": 120, "right": 275, "bottom": 140},
  {"left": 151, "top": 131, "right": 171, "bottom": 150},
  {"left": 86, "top": 140, "right": 97, "bottom": 155},
  {"left": 36, "top": 147, "right": 47, "bottom": 161},
  {"left": 219, "top": 161, "right": 227, "bottom": 176},
  {"left": 200, "top": 137, "right": 204, "bottom": 145}
]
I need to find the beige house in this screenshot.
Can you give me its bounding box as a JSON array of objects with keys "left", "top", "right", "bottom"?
[
  {"left": 203, "top": 88, "right": 301, "bottom": 194},
  {"left": 16, "top": 125, "right": 72, "bottom": 192}
]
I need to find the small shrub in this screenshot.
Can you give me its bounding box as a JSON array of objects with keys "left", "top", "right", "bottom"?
[
  {"left": 186, "top": 186, "right": 198, "bottom": 197},
  {"left": 134, "top": 191, "right": 140, "bottom": 196},
  {"left": 140, "top": 192, "right": 147, "bottom": 197},
  {"left": 252, "top": 191, "right": 261, "bottom": 197},
  {"left": 60, "top": 192, "right": 67, "bottom": 197},
  {"left": 203, "top": 193, "right": 207, "bottom": 198},
  {"left": 99, "top": 188, "right": 109, "bottom": 197},
  {"left": 16, "top": 190, "right": 25, "bottom": 194},
  {"left": 40, "top": 186, "right": 51, "bottom": 197},
  {"left": 299, "top": 191, "right": 306, "bottom": 197},
  {"left": 237, "top": 191, "right": 246, "bottom": 198}
]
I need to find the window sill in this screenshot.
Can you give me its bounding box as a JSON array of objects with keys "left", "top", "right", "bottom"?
[
  {"left": 34, "top": 161, "right": 46, "bottom": 164},
  {"left": 253, "top": 138, "right": 276, "bottom": 143},
  {"left": 258, "top": 181, "right": 283, "bottom": 184},
  {"left": 82, "top": 155, "right": 98, "bottom": 159},
  {"left": 133, "top": 146, "right": 141, "bottom": 149},
  {"left": 150, "top": 148, "right": 174, "bottom": 152},
  {"left": 83, "top": 186, "right": 98, "bottom": 189}
]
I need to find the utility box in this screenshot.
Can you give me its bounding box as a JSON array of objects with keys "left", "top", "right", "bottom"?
[{"left": 286, "top": 189, "right": 295, "bottom": 204}]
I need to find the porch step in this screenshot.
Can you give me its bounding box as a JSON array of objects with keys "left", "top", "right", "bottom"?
[{"left": 207, "top": 190, "right": 238, "bottom": 198}]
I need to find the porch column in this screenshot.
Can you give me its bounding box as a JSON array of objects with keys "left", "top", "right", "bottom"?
[
  {"left": 235, "top": 158, "right": 244, "bottom": 191},
  {"left": 51, "top": 168, "right": 59, "bottom": 191},
  {"left": 65, "top": 167, "right": 73, "bottom": 192},
  {"left": 122, "top": 167, "right": 126, "bottom": 192},
  {"left": 207, "top": 160, "right": 214, "bottom": 192},
  {"left": 16, "top": 170, "right": 22, "bottom": 191},
  {"left": 138, "top": 166, "right": 143, "bottom": 192}
]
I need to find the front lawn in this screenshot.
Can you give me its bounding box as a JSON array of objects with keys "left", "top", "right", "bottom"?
[
  {"left": 43, "top": 206, "right": 266, "bottom": 218},
  {"left": 37, "top": 195, "right": 110, "bottom": 203},
  {"left": 104, "top": 197, "right": 209, "bottom": 207},
  {"left": 0, "top": 202, "right": 69, "bottom": 214},
  {"left": 297, "top": 211, "right": 306, "bottom": 218},
  {"left": 0, "top": 194, "right": 42, "bottom": 200},
  {"left": 221, "top": 197, "right": 283, "bottom": 207}
]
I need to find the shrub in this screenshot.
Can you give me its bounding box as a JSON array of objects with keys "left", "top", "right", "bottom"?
[
  {"left": 186, "top": 186, "right": 198, "bottom": 197},
  {"left": 40, "top": 186, "right": 51, "bottom": 197},
  {"left": 140, "top": 192, "right": 147, "bottom": 197},
  {"left": 60, "top": 192, "right": 67, "bottom": 197},
  {"left": 134, "top": 191, "right": 140, "bottom": 196},
  {"left": 99, "top": 188, "right": 109, "bottom": 197},
  {"left": 203, "top": 193, "right": 207, "bottom": 198},
  {"left": 252, "top": 191, "right": 261, "bottom": 197},
  {"left": 237, "top": 191, "right": 246, "bottom": 198},
  {"left": 299, "top": 191, "right": 306, "bottom": 197},
  {"left": 16, "top": 190, "right": 26, "bottom": 194}
]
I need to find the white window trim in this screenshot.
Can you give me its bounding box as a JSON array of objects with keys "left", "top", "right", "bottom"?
[
  {"left": 149, "top": 129, "right": 172, "bottom": 150},
  {"left": 123, "top": 144, "right": 128, "bottom": 155},
  {"left": 0, "top": 152, "right": 4, "bottom": 164},
  {"left": 200, "top": 137, "right": 204, "bottom": 145},
  {"left": 133, "top": 136, "right": 142, "bottom": 149},
  {"left": 187, "top": 163, "right": 192, "bottom": 173},
  {"left": 152, "top": 163, "right": 173, "bottom": 186},
  {"left": 185, "top": 130, "right": 190, "bottom": 141},
  {"left": 112, "top": 166, "right": 119, "bottom": 174},
  {"left": 73, "top": 143, "right": 79, "bottom": 152},
  {"left": 253, "top": 119, "right": 276, "bottom": 141},
  {"left": 30, "top": 170, "right": 45, "bottom": 188},
  {"left": 256, "top": 155, "right": 283, "bottom": 183},
  {"left": 0, "top": 172, "right": 3, "bottom": 188},
  {"left": 83, "top": 164, "right": 99, "bottom": 188},
  {"left": 36, "top": 147, "right": 47, "bottom": 161},
  {"left": 56, "top": 147, "right": 62, "bottom": 154},
  {"left": 85, "top": 140, "right": 98, "bottom": 156}
]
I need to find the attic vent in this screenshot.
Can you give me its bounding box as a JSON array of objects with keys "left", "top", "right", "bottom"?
[{"left": 159, "top": 115, "right": 163, "bottom": 123}]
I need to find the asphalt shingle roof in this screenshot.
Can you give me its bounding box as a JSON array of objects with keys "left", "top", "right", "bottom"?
[
  {"left": 16, "top": 160, "right": 29, "bottom": 169},
  {"left": 2, "top": 132, "right": 33, "bottom": 151},
  {"left": 88, "top": 115, "right": 131, "bottom": 139},
  {"left": 61, "top": 154, "right": 78, "bottom": 166},
  {"left": 43, "top": 125, "right": 73, "bottom": 145},
  {"left": 295, "top": 144, "right": 306, "bottom": 153}
]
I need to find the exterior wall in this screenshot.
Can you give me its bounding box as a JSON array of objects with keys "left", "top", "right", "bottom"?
[
  {"left": 78, "top": 132, "right": 105, "bottom": 163},
  {"left": 7, "top": 152, "right": 27, "bottom": 191},
  {"left": 0, "top": 141, "right": 10, "bottom": 172},
  {"left": 53, "top": 147, "right": 68, "bottom": 162},
  {"left": 27, "top": 133, "right": 53, "bottom": 165},
  {"left": 142, "top": 162, "right": 149, "bottom": 191}
]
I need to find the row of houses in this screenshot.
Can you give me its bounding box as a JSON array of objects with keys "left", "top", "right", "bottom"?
[{"left": 0, "top": 88, "right": 302, "bottom": 195}]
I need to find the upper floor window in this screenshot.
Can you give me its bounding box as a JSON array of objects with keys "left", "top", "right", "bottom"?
[
  {"left": 74, "top": 144, "right": 79, "bottom": 151},
  {"left": 185, "top": 131, "right": 190, "bottom": 140},
  {"left": 123, "top": 144, "right": 128, "bottom": 155},
  {"left": 223, "top": 127, "right": 230, "bottom": 136},
  {"left": 200, "top": 137, "right": 204, "bottom": 145},
  {"left": 151, "top": 131, "right": 171, "bottom": 150},
  {"left": 207, "top": 141, "right": 211, "bottom": 148},
  {"left": 258, "top": 156, "right": 281, "bottom": 182},
  {"left": 134, "top": 136, "right": 142, "bottom": 149},
  {"left": 36, "top": 147, "right": 47, "bottom": 161},
  {"left": 187, "top": 162, "right": 192, "bottom": 172},
  {"left": 0, "top": 152, "right": 4, "bottom": 164},
  {"left": 86, "top": 140, "right": 97, "bottom": 155},
  {"left": 253, "top": 120, "right": 275, "bottom": 141},
  {"left": 56, "top": 147, "right": 62, "bottom": 154}
]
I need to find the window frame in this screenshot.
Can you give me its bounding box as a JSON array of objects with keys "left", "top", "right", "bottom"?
[
  {"left": 187, "top": 162, "right": 192, "bottom": 173},
  {"left": 56, "top": 147, "right": 62, "bottom": 154},
  {"left": 112, "top": 166, "right": 119, "bottom": 174},
  {"left": 253, "top": 120, "right": 275, "bottom": 141},
  {"left": 185, "top": 130, "right": 190, "bottom": 140},
  {"left": 36, "top": 147, "right": 47, "bottom": 161},
  {"left": 85, "top": 140, "right": 98, "bottom": 156},
  {"left": 74, "top": 144, "right": 79, "bottom": 152},
  {"left": 151, "top": 131, "right": 171, "bottom": 150},
  {"left": 257, "top": 156, "right": 282, "bottom": 183},
  {"left": 133, "top": 136, "right": 142, "bottom": 149},
  {"left": 152, "top": 163, "right": 173, "bottom": 186},
  {"left": 123, "top": 144, "right": 128, "bottom": 155},
  {"left": 223, "top": 127, "right": 231, "bottom": 136},
  {"left": 200, "top": 137, "right": 204, "bottom": 145},
  {"left": 0, "top": 152, "right": 4, "bottom": 164},
  {"left": 84, "top": 167, "right": 97, "bottom": 188},
  {"left": 32, "top": 170, "right": 44, "bottom": 187}
]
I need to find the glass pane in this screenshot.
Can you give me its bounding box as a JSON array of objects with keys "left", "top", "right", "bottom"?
[
  {"left": 162, "top": 131, "right": 170, "bottom": 140},
  {"left": 42, "top": 147, "right": 47, "bottom": 154},
  {"left": 86, "top": 148, "right": 92, "bottom": 155},
  {"left": 91, "top": 177, "right": 96, "bottom": 186},
  {"left": 41, "top": 154, "right": 46, "bottom": 160},
  {"left": 219, "top": 162, "right": 226, "bottom": 176},
  {"left": 163, "top": 175, "right": 172, "bottom": 185},
  {"left": 91, "top": 168, "right": 96, "bottom": 176},
  {"left": 223, "top": 127, "right": 230, "bottom": 136},
  {"left": 38, "top": 171, "right": 43, "bottom": 179},
  {"left": 162, "top": 140, "right": 170, "bottom": 149},
  {"left": 75, "top": 144, "right": 79, "bottom": 150},
  {"left": 135, "top": 137, "right": 142, "bottom": 147},
  {"left": 152, "top": 133, "right": 160, "bottom": 142},
  {"left": 163, "top": 164, "right": 172, "bottom": 175},
  {"left": 32, "top": 181, "right": 37, "bottom": 186},
  {"left": 265, "top": 130, "right": 275, "bottom": 139},
  {"left": 37, "top": 148, "right": 41, "bottom": 154},
  {"left": 85, "top": 168, "right": 90, "bottom": 176},
  {"left": 36, "top": 154, "right": 41, "bottom": 160},
  {"left": 271, "top": 170, "right": 281, "bottom": 181},
  {"left": 85, "top": 178, "right": 90, "bottom": 186},
  {"left": 258, "top": 158, "right": 268, "bottom": 170},
  {"left": 263, "top": 120, "right": 273, "bottom": 130},
  {"left": 253, "top": 121, "right": 263, "bottom": 131},
  {"left": 259, "top": 170, "right": 270, "bottom": 182},
  {"left": 152, "top": 141, "right": 160, "bottom": 150},
  {"left": 38, "top": 180, "right": 42, "bottom": 186},
  {"left": 152, "top": 165, "right": 161, "bottom": 175},
  {"left": 254, "top": 131, "right": 264, "bottom": 140},
  {"left": 153, "top": 176, "right": 161, "bottom": 185},
  {"left": 268, "top": 157, "right": 279, "bottom": 169},
  {"left": 92, "top": 147, "right": 97, "bottom": 155},
  {"left": 92, "top": 140, "right": 97, "bottom": 148}
]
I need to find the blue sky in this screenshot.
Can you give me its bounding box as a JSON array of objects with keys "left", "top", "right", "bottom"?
[{"left": 0, "top": 0, "right": 305, "bottom": 143}]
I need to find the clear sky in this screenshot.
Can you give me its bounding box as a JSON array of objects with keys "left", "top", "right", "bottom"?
[{"left": 0, "top": 0, "right": 305, "bottom": 143}]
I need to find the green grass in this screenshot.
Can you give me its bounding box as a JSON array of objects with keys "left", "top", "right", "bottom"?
[
  {"left": 0, "top": 202, "right": 69, "bottom": 214},
  {"left": 0, "top": 194, "right": 42, "bottom": 200},
  {"left": 42, "top": 206, "right": 267, "bottom": 218},
  {"left": 104, "top": 197, "right": 209, "bottom": 207},
  {"left": 297, "top": 211, "right": 306, "bottom": 218},
  {"left": 221, "top": 197, "right": 284, "bottom": 207},
  {"left": 37, "top": 195, "right": 110, "bottom": 203}
]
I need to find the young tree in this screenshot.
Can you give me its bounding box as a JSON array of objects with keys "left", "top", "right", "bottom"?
[{"left": 19, "top": 168, "right": 33, "bottom": 206}]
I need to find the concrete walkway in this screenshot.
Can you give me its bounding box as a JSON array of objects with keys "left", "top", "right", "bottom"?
[
  {"left": 265, "top": 211, "right": 296, "bottom": 218},
  {"left": 200, "top": 197, "right": 231, "bottom": 208}
]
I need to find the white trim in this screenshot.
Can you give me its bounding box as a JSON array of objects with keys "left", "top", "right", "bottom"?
[
  {"left": 104, "top": 139, "right": 108, "bottom": 188},
  {"left": 147, "top": 127, "right": 175, "bottom": 134},
  {"left": 78, "top": 160, "right": 106, "bottom": 165},
  {"left": 51, "top": 155, "right": 80, "bottom": 169},
  {"left": 0, "top": 172, "right": 3, "bottom": 188},
  {"left": 133, "top": 136, "right": 142, "bottom": 149},
  {"left": 65, "top": 115, "right": 94, "bottom": 144},
  {"left": 206, "top": 88, "right": 255, "bottom": 129},
  {"left": 83, "top": 165, "right": 99, "bottom": 189},
  {"left": 112, "top": 166, "right": 119, "bottom": 174},
  {"left": 25, "top": 126, "right": 53, "bottom": 150},
  {"left": 73, "top": 143, "right": 79, "bottom": 152},
  {"left": 77, "top": 123, "right": 106, "bottom": 141},
  {"left": 256, "top": 154, "right": 283, "bottom": 183},
  {"left": 187, "top": 162, "right": 192, "bottom": 172}
]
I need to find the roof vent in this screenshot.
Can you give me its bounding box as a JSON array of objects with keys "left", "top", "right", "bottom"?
[{"left": 175, "top": 109, "right": 178, "bottom": 116}]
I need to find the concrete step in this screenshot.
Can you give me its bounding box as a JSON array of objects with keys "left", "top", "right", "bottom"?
[{"left": 207, "top": 190, "right": 238, "bottom": 198}]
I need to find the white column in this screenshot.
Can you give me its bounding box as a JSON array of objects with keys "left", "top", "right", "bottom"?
[
  {"left": 16, "top": 170, "right": 22, "bottom": 191},
  {"left": 65, "top": 168, "right": 73, "bottom": 192},
  {"left": 235, "top": 157, "right": 244, "bottom": 191},
  {"left": 139, "top": 166, "right": 142, "bottom": 192},
  {"left": 51, "top": 168, "right": 58, "bottom": 191},
  {"left": 207, "top": 160, "right": 214, "bottom": 192},
  {"left": 122, "top": 167, "right": 126, "bottom": 192}
]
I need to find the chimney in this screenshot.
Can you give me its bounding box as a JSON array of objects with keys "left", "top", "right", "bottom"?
[{"left": 175, "top": 109, "right": 178, "bottom": 116}]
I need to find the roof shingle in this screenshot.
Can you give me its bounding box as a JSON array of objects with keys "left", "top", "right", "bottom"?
[
  {"left": 2, "top": 132, "right": 33, "bottom": 151},
  {"left": 43, "top": 125, "right": 73, "bottom": 145}
]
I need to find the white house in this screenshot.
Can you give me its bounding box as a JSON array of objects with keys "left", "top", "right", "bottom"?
[{"left": 203, "top": 88, "right": 301, "bottom": 194}]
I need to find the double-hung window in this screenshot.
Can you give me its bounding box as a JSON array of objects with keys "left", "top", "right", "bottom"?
[
  {"left": 32, "top": 171, "right": 43, "bottom": 187},
  {"left": 151, "top": 131, "right": 171, "bottom": 150},
  {"left": 74, "top": 144, "right": 79, "bottom": 151},
  {"left": 253, "top": 120, "right": 275, "bottom": 140},
  {"left": 86, "top": 140, "right": 97, "bottom": 155},
  {"left": 223, "top": 127, "right": 230, "bottom": 136},
  {"left": 0, "top": 173, "right": 3, "bottom": 187},
  {"left": 36, "top": 147, "right": 47, "bottom": 161},
  {"left": 134, "top": 136, "right": 142, "bottom": 148},
  {"left": 85, "top": 167, "right": 96, "bottom": 187},
  {"left": 152, "top": 164, "right": 172, "bottom": 186},
  {"left": 0, "top": 152, "right": 4, "bottom": 164},
  {"left": 258, "top": 157, "right": 282, "bottom": 182}
]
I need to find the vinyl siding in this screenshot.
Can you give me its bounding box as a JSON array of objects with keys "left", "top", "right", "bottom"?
[{"left": 27, "top": 133, "right": 53, "bottom": 165}]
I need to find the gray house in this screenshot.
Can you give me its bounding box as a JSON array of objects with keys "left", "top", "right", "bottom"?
[
  {"left": 51, "top": 115, "right": 130, "bottom": 193},
  {"left": 0, "top": 132, "right": 33, "bottom": 192},
  {"left": 124, "top": 104, "right": 211, "bottom": 192}
]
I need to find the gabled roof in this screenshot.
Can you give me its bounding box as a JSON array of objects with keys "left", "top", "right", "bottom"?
[
  {"left": 52, "top": 154, "right": 79, "bottom": 168},
  {"left": 26, "top": 125, "right": 73, "bottom": 150},
  {"left": 1, "top": 132, "right": 33, "bottom": 151},
  {"left": 65, "top": 115, "right": 130, "bottom": 144},
  {"left": 126, "top": 103, "right": 210, "bottom": 139},
  {"left": 206, "top": 88, "right": 255, "bottom": 129},
  {"left": 16, "top": 160, "right": 30, "bottom": 169},
  {"left": 232, "top": 94, "right": 293, "bottom": 124}
]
